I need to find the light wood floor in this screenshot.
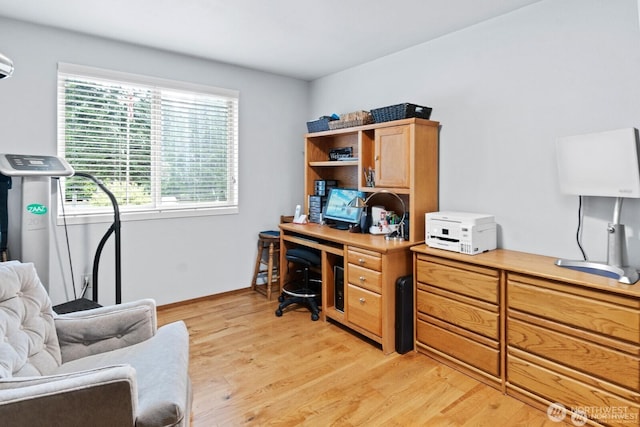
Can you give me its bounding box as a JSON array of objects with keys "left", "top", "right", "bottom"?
[{"left": 157, "top": 290, "right": 560, "bottom": 426}]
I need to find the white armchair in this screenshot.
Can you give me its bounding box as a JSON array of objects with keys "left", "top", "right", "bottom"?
[{"left": 0, "top": 261, "right": 192, "bottom": 426}]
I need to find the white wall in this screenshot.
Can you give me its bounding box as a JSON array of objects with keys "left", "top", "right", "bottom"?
[
  {"left": 0, "top": 18, "right": 308, "bottom": 305},
  {"left": 310, "top": 0, "right": 640, "bottom": 266},
  {"left": 4, "top": 0, "right": 640, "bottom": 305}
]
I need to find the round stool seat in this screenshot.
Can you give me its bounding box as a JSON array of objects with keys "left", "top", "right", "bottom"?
[
  {"left": 285, "top": 247, "right": 320, "bottom": 266},
  {"left": 259, "top": 230, "right": 280, "bottom": 240}
]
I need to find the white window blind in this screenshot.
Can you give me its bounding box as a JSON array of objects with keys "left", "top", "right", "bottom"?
[{"left": 57, "top": 63, "right": 239, "bottom": 220}]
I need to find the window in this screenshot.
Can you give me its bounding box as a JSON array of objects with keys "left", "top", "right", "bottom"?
[{"left": 57, "top": 63, "right": 239, "bottom": 221}]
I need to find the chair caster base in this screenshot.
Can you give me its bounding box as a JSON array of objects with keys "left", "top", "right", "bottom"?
[{"left": 275, "top": 294, "right": 321, "bottom": 321}]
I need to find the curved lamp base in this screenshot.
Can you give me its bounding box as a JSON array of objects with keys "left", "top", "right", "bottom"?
[{"left": 555, "top": 259, "right": 639, "bottom": 285}]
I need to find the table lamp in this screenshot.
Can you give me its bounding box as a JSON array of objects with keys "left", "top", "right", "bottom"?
[{"left": 349, "top": 190, "right": 406, "bottom": 240}]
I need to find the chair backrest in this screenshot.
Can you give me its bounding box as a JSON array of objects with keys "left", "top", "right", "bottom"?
[
  {"left": 0, "top": 262, "right": 61, "bottom": 378},
  {"left": 280, "top": 215, "right": 294, "bottom": 224}
]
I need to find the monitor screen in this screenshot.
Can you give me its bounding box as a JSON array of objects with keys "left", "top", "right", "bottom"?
[
  {"left": 323, "top": 188, "right": 364, "bottom": 226},
  {"left": 556, "top": 128, "right": 640, "bottom": 198}
]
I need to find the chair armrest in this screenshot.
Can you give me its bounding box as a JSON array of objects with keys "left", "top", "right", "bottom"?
[
  {"left": 0, "top": 365, "right": 138, "bottom": 427},
  {"left": 55, "top": 299, "right": 157, "bottom": 363}
]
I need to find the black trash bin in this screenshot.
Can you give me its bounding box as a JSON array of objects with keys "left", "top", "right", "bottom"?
[{"left": 395, "top": 275, "right": 413, "bottom": 354}]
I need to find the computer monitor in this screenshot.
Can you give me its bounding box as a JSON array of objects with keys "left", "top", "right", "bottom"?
[{"left": 323, "top": 188, "right": 364, "bottom": 230}]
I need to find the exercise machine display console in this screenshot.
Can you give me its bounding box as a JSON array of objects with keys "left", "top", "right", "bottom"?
[{"left": 0, "top": 154, "right": 74, "bottom": 176}]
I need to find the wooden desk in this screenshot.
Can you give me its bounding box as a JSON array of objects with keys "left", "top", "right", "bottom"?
[{"left": 279, "top": 222, "right": 415, "bottom": 354}]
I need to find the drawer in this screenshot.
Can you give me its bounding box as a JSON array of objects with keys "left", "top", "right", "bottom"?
[
  {"left": 508, "top": 275, "right": 640, "bottom": 343},
  {"left": 347, "top": 247, "right": 382, "bottom": 272},
  {"left": 417, "top": 287, "right": 499, "bottom": 339},
  {"left": 416, "top": 255, "right": 499, "bottom": 304},
  {"left": 347, "top": 284, "right": 381, "bottom": 336},
  {"left": 417, "top": 318, "right": 500, "bottom": 376},
  {"left": 507, "top": 354, "right": 640, "bottom": 427},
  {"left": 508, "top": 318, "right": 640, "bottom": 391},
  {"left": 348, "top": 263, "right": 382, "bottom": 294}
]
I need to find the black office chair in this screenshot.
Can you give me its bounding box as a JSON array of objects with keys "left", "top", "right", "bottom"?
[{"left": 275, "top": 247, "right": 321, "bottom": 321}]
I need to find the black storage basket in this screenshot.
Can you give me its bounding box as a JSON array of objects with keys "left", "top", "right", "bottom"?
[
  {"left": 370, "top": 103, "right": 432, "bottom": 123},
  {"left": 306, "top": 116, "right": 336, "bottom": 133}
]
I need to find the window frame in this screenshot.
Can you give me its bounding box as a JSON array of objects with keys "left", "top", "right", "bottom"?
[{"left": 56, "top": 63, "right": 239, "bottom": 225}]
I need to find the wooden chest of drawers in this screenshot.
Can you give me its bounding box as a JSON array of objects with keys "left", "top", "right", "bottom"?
[
  {"left": 506, "top": 273, "right": 640, "bottom": 426},
  {"left": 414, "top": 253, "right": 501, "bottom": 387},
  {"left": 411, "top": 246, "right": 640, "bottom": 426}
]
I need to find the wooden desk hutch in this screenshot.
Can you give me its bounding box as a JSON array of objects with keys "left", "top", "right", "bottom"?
[
  {"left": 303, "top": 118, "right": 439, "bottom": 242},
  {"left": 279, "top": 118, "right": 440, "bottom": 354}
]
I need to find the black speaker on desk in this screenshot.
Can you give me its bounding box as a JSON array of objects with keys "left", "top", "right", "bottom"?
[
  {"left": 395, "top": 275, "right": 413, "bottom": 354},
  {"left": 334, "top": 265, "right": 344, "bottom": 312},
  {"left": 359, "top": 210, "right": 370, "bottom": 233}
]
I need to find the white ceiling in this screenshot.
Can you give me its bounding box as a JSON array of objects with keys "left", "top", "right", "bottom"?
[{"left": 0, "top": 0, "right": 543, "bottom": 81}]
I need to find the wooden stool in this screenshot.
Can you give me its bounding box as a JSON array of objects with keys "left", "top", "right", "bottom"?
[{"left": 251, "top": 230, "right": 280, "bottom": 300}]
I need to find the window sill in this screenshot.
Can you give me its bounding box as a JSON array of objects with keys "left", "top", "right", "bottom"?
[{"left": 57, "top": 206, "right": 238, "bottom": 226}]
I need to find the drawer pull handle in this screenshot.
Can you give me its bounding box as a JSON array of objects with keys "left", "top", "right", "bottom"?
[
  {"left": 359, "top": 297, "right": 365, "bottom": 304},
  {"left": 359, "top": 276, "right": 366, "bottom": 282},
  {"left": 358, "top": 258, "right": 365, "bottom": 265}
]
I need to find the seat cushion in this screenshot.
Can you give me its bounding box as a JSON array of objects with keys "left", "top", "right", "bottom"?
[
  {"left": 55, "top": 321, "right": 190, "bottom": 427},
  {"left": 286, "top": 248, "right": 321, "bottom": 266},
  {"left": 0, "top": 262, "right": 61, "bottom": 378}
]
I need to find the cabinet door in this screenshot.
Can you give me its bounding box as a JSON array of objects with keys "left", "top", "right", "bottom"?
[{"left": 374, "top": 125, "right": 411, "bottom": 188}]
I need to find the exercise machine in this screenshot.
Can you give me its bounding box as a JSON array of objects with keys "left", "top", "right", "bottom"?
[{"left": 0, "top": 154, "right": 122, "bottom": 312}]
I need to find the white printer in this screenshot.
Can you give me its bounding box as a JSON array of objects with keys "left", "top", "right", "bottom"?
[{"left": 426, "top": 211, "right": 497, "bottom": 255}]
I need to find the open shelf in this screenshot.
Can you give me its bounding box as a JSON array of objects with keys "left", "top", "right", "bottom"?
[{"left": 309, "top": 160, "right": 358, "bottom": 167}]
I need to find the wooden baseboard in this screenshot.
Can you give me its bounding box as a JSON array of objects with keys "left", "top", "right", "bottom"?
[{"left": 157, "top": 287, "right": 252, "bottom": 311}]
